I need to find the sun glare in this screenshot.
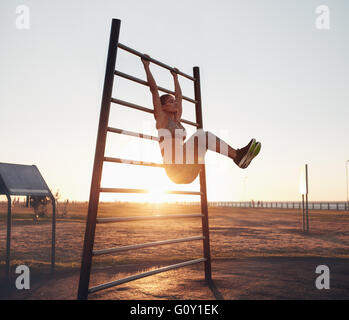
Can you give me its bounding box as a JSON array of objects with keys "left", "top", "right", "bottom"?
[{"left": 146, "top": 187, "right": 167, "bottom": 203}]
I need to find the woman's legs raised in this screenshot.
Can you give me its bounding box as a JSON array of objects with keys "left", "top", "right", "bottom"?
[
  {"left": 182, "top": 130, "right": 237, "bottom": 164},
  {"left": 204, "top": 131, "right": 260, "bottom": 168},
  {"left": 205, "top": 131, "right": 237, "bottom": 160},
  {"left": 159, "top": 129, "right": 260, "bottom": 168},
  {"left": 183, "top": 130, "right": 260, "bottom": 168}
]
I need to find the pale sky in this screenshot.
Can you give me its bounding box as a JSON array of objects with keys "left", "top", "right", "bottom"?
[{"left": 1, "top": 0, "right": 348, "bottom": 202}]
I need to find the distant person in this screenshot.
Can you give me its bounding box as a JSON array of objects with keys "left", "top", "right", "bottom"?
[{"left": 142, "top": 55, "right": 261, "bottom": 184}]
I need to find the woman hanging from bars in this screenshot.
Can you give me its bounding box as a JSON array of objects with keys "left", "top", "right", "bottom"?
[{"left": 141, "top": 55, "right": 261, "bottom": 184}]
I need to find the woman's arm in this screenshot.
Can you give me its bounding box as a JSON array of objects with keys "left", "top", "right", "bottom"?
[
  {"left": 171, "top": 68, "right": 183, "bottom": 121},
  {"left": 141, "top": 55, "right": 163, "bottom": 120}
]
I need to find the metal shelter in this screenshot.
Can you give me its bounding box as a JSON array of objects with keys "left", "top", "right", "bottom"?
[
  {"left": 77, "top": 19, "right": 212, "bottom": 299},
  {"left": 0, "top": 163, "right": 56, "bottom": 280}
]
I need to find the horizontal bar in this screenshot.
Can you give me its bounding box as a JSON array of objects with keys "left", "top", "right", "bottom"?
[
  {"left": 93, "top": 236, "right": 204, "bottom": 256},
  {"left": 111, "top": 98, "right": 199, "bottom": 127},
  {"left": 111, "top": 97, "right": 151, "bottom": 113},
  {"left": 88, "top": 258, "right": 206, "bottom": 294},
  {"left": 107, "top": 127, "right": 160, "bottom": 141},
  {"left": 114, "top": 71, "right": 197, "bottom": 104},
  {"left": 99, "top": 188, "right": 202, "bottom": 195},
  {"left": 104, "top": 157, "right": 163, "bottom": 167},
  {"left": 96, "top": 213, "right": 203, "bottom": 223},
  {"left": 117, "top": 43, "right": 195, "bottom": 81}
]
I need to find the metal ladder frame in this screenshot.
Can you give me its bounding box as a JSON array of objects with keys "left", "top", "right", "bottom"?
[{"left": 77, "top": 19, "right": 211, "bottom": 300}]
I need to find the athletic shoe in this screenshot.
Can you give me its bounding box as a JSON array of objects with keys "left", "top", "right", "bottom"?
[
  {"left": 241, "top": 141, "right": 261, "bottom": 169},
  {"left": 234, "top": 138, "right": 256, "bottom": 168}
]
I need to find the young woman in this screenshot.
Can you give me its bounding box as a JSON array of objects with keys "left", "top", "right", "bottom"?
[{"left": 141, "top": 55, "right": 261, "bottom": 184}]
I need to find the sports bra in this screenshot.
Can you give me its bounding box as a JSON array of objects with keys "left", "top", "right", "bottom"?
[{"left": 158, "top": 117, "right": 187, "bottom": 141}]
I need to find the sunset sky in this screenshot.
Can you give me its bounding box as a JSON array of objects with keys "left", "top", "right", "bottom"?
[{"left": 1, "top": 0, "right": 348, "bottom": 202}]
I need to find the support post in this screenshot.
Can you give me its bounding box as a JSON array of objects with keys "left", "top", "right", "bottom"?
[
  {"left": 78, "top": 19, "right": 121, "bottom": 300},
  {"left": 305, "top": 164, "right": 309, "bottom": 232},
  {"left": 194, "top": 66, "right": 212, "bottom": 282},
  {"left": 345, "top": 160, "right": 349, "bottom": 211}
]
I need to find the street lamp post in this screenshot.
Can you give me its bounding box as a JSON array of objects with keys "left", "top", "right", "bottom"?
[
  {"left": 305, "top": 164, "right": 309, "bottom": 232},
  {"left": 345, "top": 160, "right": 349, "bottom": 211}
]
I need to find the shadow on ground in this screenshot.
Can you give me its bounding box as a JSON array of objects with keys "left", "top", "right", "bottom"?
[{"left": 1, "top": 257, "right": 349, "bottom": 300}]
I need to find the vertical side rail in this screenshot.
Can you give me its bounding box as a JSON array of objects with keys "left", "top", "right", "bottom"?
[
  {"left": 78, "top": 19, "right": 121, "bottom": 300},
  {"left": 193, "top": 66, "right": 212, "bottom": 282},
  {"left": 6, "top": 194, "right": 11, "bottom": 282}
]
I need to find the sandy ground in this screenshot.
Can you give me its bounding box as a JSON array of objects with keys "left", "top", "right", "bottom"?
[{"left": 1, "top": 204, "right": 349, "bottom": 299}]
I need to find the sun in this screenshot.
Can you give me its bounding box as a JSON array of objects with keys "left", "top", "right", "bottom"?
[{"left": 146, "top": 187, "right": 167, "bottom": 203}]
